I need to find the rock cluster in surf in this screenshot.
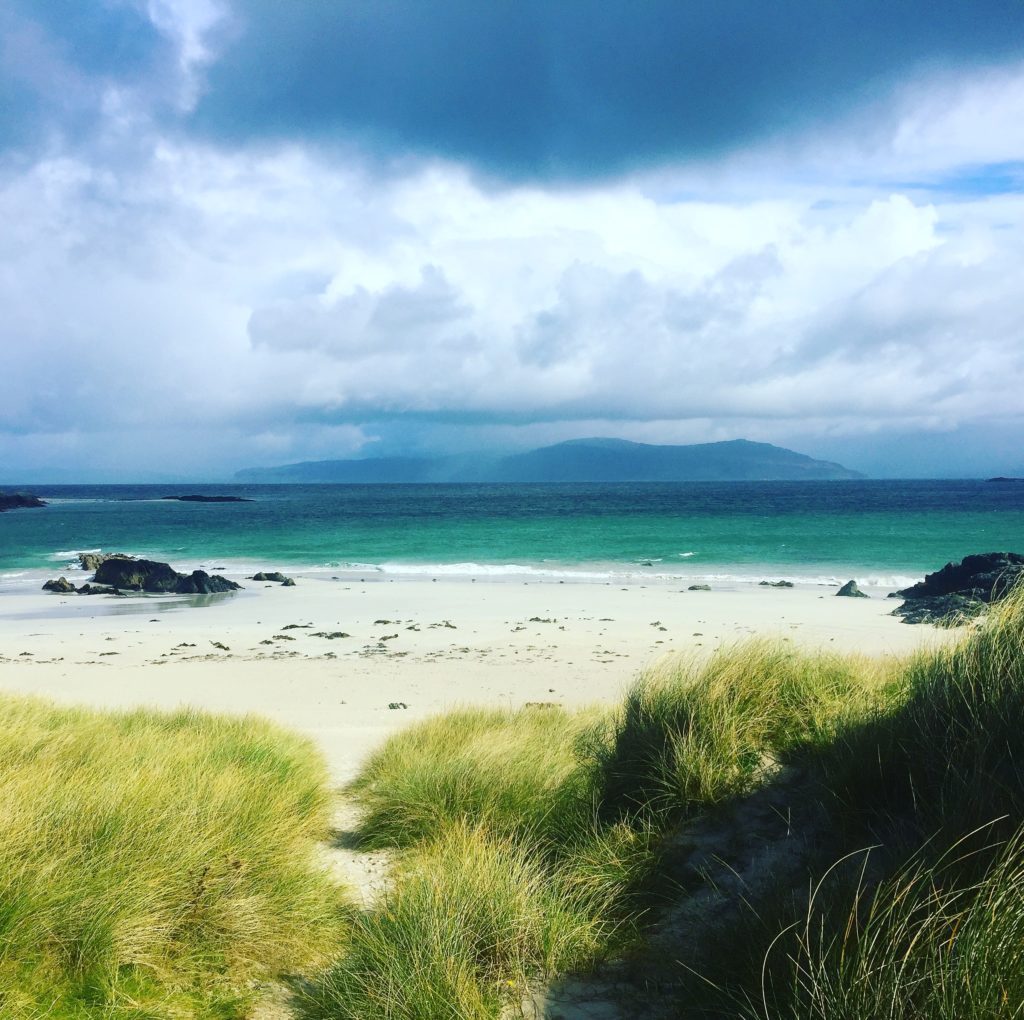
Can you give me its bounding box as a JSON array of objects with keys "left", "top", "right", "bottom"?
[
  {"left": 891, "top": 552, "right": 1024, "bottom": 625},
  {"left": 42, "top": 556, "right": 242, "bottom": 596}
]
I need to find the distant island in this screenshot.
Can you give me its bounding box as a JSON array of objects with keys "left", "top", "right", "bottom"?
[
  {"left": 161, "top": 495, "right": 254, "bottom": 503},
  {"left": 0, "top": 492, "right": 47, "bottom": 512},
  {"left": 236, "top": 438, "right": 863, "bottom": 483}
]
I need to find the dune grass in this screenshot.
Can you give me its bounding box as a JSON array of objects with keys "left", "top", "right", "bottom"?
[
  {"left": 750, "top": 588, "right": 1024, "bottom": 1019},
  {"left": 300, "top": 643, "right": 893, "bottom": 1019},
  {"left": 349, "top": 704, "right": 606, "bottom": 854},
  {"left": 297, "top": 821, "right": 631, "bottom": 1020},
  {"left": 304, "top": 590, "right": 1024, "bottom": 1019},
  {"left": 760, "top": 829, "right": 1024, "bottom": 1020},
  {"left": 0, "top": 696, "right": 344, "bottom": 1018},
  {"left": 13, "top": 585, "right": 1024, "bottom": 1018},
  {"left": 588, "top": 640, "right": 890, "bottom": 824},
  {"left": 673, "top": 588, "right": 1024, "bottom": 1018},
  {"left": 812, "top": 587, "right": 1024, "bottom": 847}
]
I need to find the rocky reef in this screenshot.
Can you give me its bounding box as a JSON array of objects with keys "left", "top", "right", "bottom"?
[
  {"left": 160, "top": 495, "right": 253, "bottom": 503},
  {"left": 43, "top": 556, "right": 242, "bottom": 596},
  {"left": 891, "top": 552, "right": 1024, "bottom": 625},
  {"left": 0, "top": 492, "right": 46, "bottom": 511}
]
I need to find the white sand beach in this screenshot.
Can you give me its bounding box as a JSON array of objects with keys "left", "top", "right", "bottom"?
[{"left": 0, "top": 573, "right": 954, "bottom": 782}]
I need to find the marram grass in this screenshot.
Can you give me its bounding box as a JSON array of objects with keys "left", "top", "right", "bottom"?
[
  {"left": 10, "top": 586, "right": 1024, "bottom": 1019},
  {"left": 315, "top": 595, "right": 1024, "bottom": 1019},
  {"left": 301, "top": 642, "right": 894, "bottom": 1019},
  {"left": 0, "top": 695, "right": 345, "bottom": 1018},
  {"left": 298, "top": 821, "right": 630, "bottom": 1020},
  {"left": 760, "top": 828, "right": 1024, "bottom": 1020},
  {"left": 349, "top": 703, "right": 608, "bottom": 854},
  {"left": 681, "top": 587, "right": 1024, "bottom": 1018},
  {"left": 587, "top": 639, "right": 893, "bottom": 823}
]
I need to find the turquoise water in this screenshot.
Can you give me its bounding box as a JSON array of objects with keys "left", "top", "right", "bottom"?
[{"left": 2, "top": 481, "right": 1023, "bottom": 588}]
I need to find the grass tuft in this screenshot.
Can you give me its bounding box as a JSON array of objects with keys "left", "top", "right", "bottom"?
[
  {"left": 588, "top": 640, "right": 888, "bottom": 823},
  {"left": 298, "top": 822, "right": 626, "bottom": 1020},
  {"left": 0, "top": 696, "right": 344, "bottom": 1017},
  {"left": 349, "top": 704, "right": 605, "bottom": 853},
  {"left": 760, "top": 827, "right": 1024, "bottom": 1019}
]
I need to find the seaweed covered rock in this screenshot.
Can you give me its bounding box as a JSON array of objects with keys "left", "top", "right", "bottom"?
[{"left": 892, "top": 552, "right": 1024, "bottom": 625}]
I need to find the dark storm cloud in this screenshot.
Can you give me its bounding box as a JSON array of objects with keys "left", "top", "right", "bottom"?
[{"left": 192, "top": 0, "right": 1024, "bottom": 178}]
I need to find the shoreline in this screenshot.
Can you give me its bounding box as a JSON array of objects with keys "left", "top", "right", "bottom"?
[
  {"left": 0, "top": 572, "right": 956, "bottom": 783},
  {"left": 0, "top": 556, "right": 927, "bottom": 596}
]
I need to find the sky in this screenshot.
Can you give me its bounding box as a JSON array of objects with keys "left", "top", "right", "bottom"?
[{"left": 2, "top": 1, "right": 1024, "bottom": 481}]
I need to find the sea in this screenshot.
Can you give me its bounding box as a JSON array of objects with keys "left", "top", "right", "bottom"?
[{"left": 2, "top": 480, "right": 1023, "bottom": 592}]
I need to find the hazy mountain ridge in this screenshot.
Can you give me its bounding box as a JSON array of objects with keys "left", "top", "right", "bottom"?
[{"left": 235, "top": 438, "right": 863, "bottom": 483}]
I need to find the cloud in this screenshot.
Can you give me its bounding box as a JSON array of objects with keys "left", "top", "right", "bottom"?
[
  {"left": 189, "top": 0, "right": 1024, "bottom": 179},
  {"left": 2, "top": 116, "right": 1022, "bottom": 470},
  {"left": 1, "top": 3, "right": 1023, "bottom": 478}
]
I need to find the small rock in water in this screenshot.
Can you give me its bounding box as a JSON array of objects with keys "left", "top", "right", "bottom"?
[
  {"left": 759, "top": 580, "right": 794, "bottom": 588},
  {"left": 688, "top": 584, "right": 712, "bottom": 591},
  {"left": 836, "top": 580, "right": 868, "bottom": 598}
]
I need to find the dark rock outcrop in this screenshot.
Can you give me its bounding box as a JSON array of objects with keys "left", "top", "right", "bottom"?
[
  {"left": 92, "top": 557, "right": 242, "bottom": 594},
  {"left": 42, "top": 577, "right": 76, "bottom": 593},
  {"left": 250, "top": 571, "right": 296, "bottom": 585},
  {"left": 43, "top": 559, "right": 240, "bottom": 596},
  {"left": 161, "top": 495, "right": 254, "bottom": 503},
  {"left": 94, "top": 558, "right": 181, "bottom": 592},
  {"left": 0, "top": 493, "right": 46, "bottom": 511},
  {"left": 175, "top": 570, "right": 243, "bottom": 594},
  {"left": 894, "top": 593, "right": 983, "bottom": 626},
  {"left": 688, "top": 584, "right": 712, "bottom": 591},
  {"left": 892, "top": 552, "right": 1024, "bottom": 625},
  {"left": 836, "top": 580, "right": 868, "bottom": 598},
  {"left": 43, "top": 577, "right": 124, "bottom": 596},
  {"left": 759, "top": 580, "right": 794, "bottom": 588}
]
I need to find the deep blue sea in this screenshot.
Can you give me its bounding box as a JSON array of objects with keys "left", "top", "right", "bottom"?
[{"left": 2, "top": 481, "right": 1023, "bottom": 590}]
